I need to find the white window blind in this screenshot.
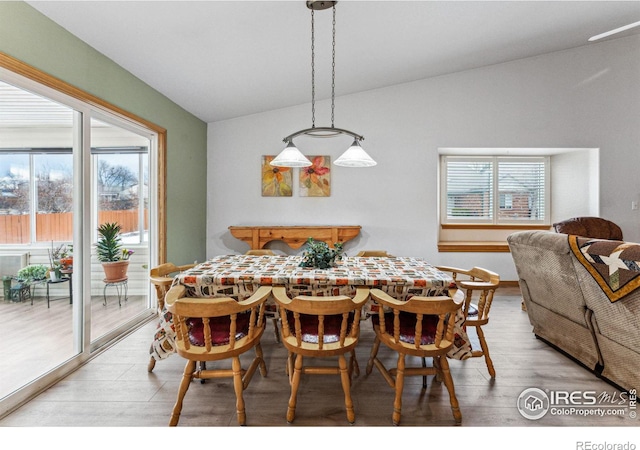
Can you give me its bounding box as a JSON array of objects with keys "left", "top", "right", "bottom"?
[{"left": 442, "top": 156, "right": 549, "bottom": 224}]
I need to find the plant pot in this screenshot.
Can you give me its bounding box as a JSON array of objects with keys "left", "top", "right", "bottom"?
[
  {"left": 60, "top": 257, "right": 73, "bottom": 270},
  {"left": 3, "top": 276, "right": 12, "bottom": 300},
  {"left": 101, "top": 260, "right": 129, "bottom": 282}
]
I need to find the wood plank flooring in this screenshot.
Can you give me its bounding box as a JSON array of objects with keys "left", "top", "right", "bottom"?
[
  {"left": 1, "top": 287, "right": 638, "bottom": 445},
  {"left": 0, "top": 292, "right": 147, "bottom": 400}
]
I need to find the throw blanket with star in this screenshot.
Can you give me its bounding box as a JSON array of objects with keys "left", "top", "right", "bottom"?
[{"left": 569, "top": 235, "right": 640, "bottom": 302}]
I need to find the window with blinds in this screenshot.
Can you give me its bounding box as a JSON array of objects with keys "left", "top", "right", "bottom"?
[{"left": 441, "top": 156, "right": 549, "bottom": 224}]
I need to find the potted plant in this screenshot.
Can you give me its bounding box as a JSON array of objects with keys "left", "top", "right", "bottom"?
[
  {"left": 17, "top": 264, "right": 48, "bottom": 285},
  {"left": 60, "top": 244, "right": 73, "bottom": 271},
  {"left": 298, "top": 237, "right": 344, "bottom": 269},
  {"left": 49, "top": 261, "right": 63, "bottom": 282},
  {"left": 48, "top": 242, "right": 69, "bottom": 280},
  {"left": 96, "top": 222, "right": 134, "bottom": 281}
]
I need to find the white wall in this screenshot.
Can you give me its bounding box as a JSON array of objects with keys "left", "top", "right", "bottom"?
[
  {"left": 207, "top": 35, "right": 640, "bottom": 281},
  {"left": 551, "top": 149, "right": 600, "bottom": 222}
]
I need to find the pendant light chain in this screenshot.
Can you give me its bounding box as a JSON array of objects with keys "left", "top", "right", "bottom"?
[
  {"left": 310, "top": 8, "right": 316, "bottom": 129},
  {"left": 331, "top": 4, "right": 336, "bottom": 128},
  {"left": 273, "top": 2, "right": 376, "bottom": 168}
]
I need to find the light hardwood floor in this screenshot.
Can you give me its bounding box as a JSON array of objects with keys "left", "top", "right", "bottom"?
[{"left": 1, "top": 287, "right": 637, "bottom": 437}]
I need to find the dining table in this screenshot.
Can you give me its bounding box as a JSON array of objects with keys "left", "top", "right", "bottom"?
[{"left": 149, "top": 254, "right": 474, "bottom": 362}]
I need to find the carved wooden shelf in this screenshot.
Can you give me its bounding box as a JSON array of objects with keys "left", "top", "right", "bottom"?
[{"left": 229, "top": 225, "right": 361, "bottom": 250}]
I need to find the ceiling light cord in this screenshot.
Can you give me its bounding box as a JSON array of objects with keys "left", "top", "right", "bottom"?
[
  {"left": 331, "top": 4, "right": 336, "bottom": 128},
  {"left": 311, "top": 8, "right": 316, "bottom": 129}
]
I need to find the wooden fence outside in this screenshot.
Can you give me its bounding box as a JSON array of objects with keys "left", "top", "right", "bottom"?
[{"left": 0, "top": 210, "right": 147, "bottom": 244}]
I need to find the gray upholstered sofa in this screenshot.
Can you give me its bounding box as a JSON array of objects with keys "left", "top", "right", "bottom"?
[{"left": 508, "top": 230, "right": 639, "bottom": 392}]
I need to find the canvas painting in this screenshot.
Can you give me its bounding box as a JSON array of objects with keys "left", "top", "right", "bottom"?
[
  {"left": 262, "top": 155, "right": 293, "bottom": 196},
  {"left": 299, "top": 155, "right": 331, "bottom": 197}
]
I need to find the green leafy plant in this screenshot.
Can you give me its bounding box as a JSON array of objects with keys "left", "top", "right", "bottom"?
[
  {"left": 17, "top": 264, "right": 48, "bottom": 283},
  {"left": 298, "top": 237, "right": 344, "bottom": 269},
  {"left": 96, "top": 222, "right": 125, "bottom": 262}
]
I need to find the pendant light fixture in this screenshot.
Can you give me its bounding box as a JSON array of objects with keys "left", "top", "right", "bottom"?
[{"left": 271, "top": 1, "right": 376, "bottom": 168}]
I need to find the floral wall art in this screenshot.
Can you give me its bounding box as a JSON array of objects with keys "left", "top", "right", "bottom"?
[
  {"left": 261, "top": 155, "right": 292, "bottom": 197},
  {"left": 299, "top": 155, "right": 331, "bottom": 197}
]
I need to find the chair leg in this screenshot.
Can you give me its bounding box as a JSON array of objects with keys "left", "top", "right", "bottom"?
[
  {"left": 476, "top": 326, "right": 496, "bottom": 378},
  {"left": 232, "top": 356, "right": 247, "bottom": 426},
  {"left": 433, "top": 355, "right": 443, "bottom": 382},
  {"left": 148, "top": 356, "right": 156, "bottom": 373},
  {"left": 422, "top": 357, "right": 427, "bottom": 389},
  {"left": 287, "top": 353, "right": 303, "bottom": 423},
  {"left": 349, "top": 350, "right": 360, "bottom": 378},
  {"left": 366, "top": 336, "right": 381, "bottom": 375},
  {"left": 169, "top": 360, "right": 196, "bottom": 426},
  {"left": 286, "top": 351, "right": 295, "bottom": 382},
  {"left": 271, "top": 317, "right": 281, "bottom": 343},
  {"left": 392, "top": 352, "right": 406, "bottom": 426},
  {"left": 438, "top": 355, "right": 462, "bottom": 424},
  {"left": 255, "top": 342, "right": 268, "bottom": 377},
  {"left": 339, "top": 354, "right": 356, "bottom": 424},
  {"left": 200, "top": 361, "right": 207, "bottom": 384}
]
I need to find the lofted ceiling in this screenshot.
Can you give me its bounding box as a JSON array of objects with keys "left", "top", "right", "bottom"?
[{"left": 24, "top": 0, "right": 640, "bottom": 124}]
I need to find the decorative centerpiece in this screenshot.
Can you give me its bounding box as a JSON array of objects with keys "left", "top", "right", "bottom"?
[
  {"left": 96, "top": 222, "right": 134, "bottom": 281},
  {"left": 298, "top": 237, "right": 344, "bottom": 269}
]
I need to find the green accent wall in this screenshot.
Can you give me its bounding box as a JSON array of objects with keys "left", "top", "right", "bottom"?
[{"left": 0, "top": 1, "right": 207, "bottom": 265}]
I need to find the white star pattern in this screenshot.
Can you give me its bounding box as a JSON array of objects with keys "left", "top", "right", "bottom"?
[{"left": 598, "top": 249, "right": 630, "bottom": 275}]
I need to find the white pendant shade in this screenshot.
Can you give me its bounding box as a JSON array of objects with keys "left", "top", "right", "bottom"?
[
  {"left": 270, "top": 141, "right": 312, "bottom": 167},
  {"left": 334, "top": 140, "right": 377, "bottom": 167}
]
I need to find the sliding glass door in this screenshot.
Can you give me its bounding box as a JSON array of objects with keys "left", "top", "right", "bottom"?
[
  {"left": 0, "top": 80, "right": 78, "bottom": 400},
  {"left": 0, "top": 64, "right": 161, "bottom": 415},
  {"left": 90, "top": 116, "right": 151, "bottom": 343}
]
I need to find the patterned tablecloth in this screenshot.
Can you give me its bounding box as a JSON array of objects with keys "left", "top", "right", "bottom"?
[{"left": 150, "top": 254, "right": 473, "bottom": 361}]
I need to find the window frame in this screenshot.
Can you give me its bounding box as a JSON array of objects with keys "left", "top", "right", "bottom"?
[
  {"left": 0, "top": 51, "right": 167, "bottom": 262},
  {"left": 440, "top": 155, "right": 550, "bottom": 226}
]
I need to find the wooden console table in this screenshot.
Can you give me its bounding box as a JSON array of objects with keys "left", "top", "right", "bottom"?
[{"left": 229, "top": 225, "right": 361, "bottom": 250}]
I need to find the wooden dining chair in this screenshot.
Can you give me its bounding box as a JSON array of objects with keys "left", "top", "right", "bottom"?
[
  {"left": 271, "top": 286, "right": 370, "bottom": 424},
  {"left": 245, "top": 249, "right": 277, "bottom": 255},
  {"left": 165, "top": 284, "right": 272, "bottom": 426},
  {"left": 245, "top": 249, "right": 280, "bottom": 342},
  {"left": 366, "top": 288, "right": 463, "bottom": 425},
  {"left": 356, "top": 250, "right": 391, "bottom": 257},
  {"left": 148, "top": 262, "right": 196, "bottom": 372},
  {"left": 436, "top": 266, "right": 500, "bottom": 378},
  {"left": 150, "top": 262, "right": 196, "bottom": 312}
]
